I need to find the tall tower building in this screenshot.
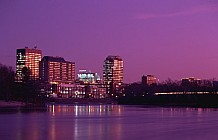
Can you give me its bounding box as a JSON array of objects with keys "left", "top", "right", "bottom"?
[
  {"left": 39, "top": 56, "right": 75, "bottom": 84},
  {"left": 103, "top": 55, "right": 123, "bottom": 95},
  {"left": 16, "top": 47, "right": 42, "bottom": 82}
]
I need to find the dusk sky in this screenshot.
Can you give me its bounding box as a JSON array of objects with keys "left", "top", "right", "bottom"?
[{"left": 1, "top": 0, "right": 218, "bottom": 83}]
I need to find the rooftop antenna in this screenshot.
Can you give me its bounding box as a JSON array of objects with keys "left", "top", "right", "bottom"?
[{"left": 34, "top": 45, "right": 37, "bottom": 49}]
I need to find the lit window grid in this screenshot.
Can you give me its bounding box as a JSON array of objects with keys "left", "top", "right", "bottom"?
[
  {"left": 40, "top": 59, "right": 75, "bottom": 84},
  {"left": 16, "top": 48, "right": 42, "bottom": 81},
  {"left": 103, "top": 56, "right": 123, "bottom": 85}
]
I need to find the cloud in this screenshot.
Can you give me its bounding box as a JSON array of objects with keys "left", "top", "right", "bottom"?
[{"left": 136, "top": 4, "right": 218, "bottom": 20}]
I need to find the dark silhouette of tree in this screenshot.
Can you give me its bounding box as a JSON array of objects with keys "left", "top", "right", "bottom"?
[
  {"left": 21, "top": 66, "right": 31, "bottom": 83},
  {"left": 13, "top": 66, "right": 47, "bottom": 105},
  {"left": 0, "top": 64, "right": 46, "bottom": 105},
  {"left": 0, "top": 64, "right": 15, "bottom": 101}
]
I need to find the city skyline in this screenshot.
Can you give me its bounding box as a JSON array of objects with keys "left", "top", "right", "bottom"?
[{"left": 1, "top": 0, "right": 218, "bottom": 82}]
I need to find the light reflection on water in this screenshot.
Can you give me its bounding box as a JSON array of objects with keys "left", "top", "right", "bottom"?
[
  {"left": 47, "top": 104, "right": 123, "bottom": 140},
  {"left": 1, "top": 105, "right": 218, "bottom": 140},
  {"left": 48, "top": 104, "right": 123, "bottom": 116}
]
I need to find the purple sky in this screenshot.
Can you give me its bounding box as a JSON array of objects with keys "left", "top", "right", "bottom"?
[{"left": 1, "top": 0, "right": 218, "bottom": 83}]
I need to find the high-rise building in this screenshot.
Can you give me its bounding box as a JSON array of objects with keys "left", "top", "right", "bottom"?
[
  {"left": 39, "top": 56, "right": 75, "bottom": 84},
  {"left": 103, "top": 55, "right": 123, "bottom": 95},
  {"left": 16, "top": 47, "right": 42, "bottom": 82}
]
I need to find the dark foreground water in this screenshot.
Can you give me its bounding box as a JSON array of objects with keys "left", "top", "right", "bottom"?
[{"left": 1, "top": 105, "right": 218, "bottom": 140}]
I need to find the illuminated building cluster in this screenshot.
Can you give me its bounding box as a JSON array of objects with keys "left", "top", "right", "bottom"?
[
  {"left": 16, "top": 47, "right": 124, "bottom": 98},
  {"left": 16, "top": 47, "right": 42, "bottom": 82},
  {"left": 51, "top": 84, "right": 107, "bottom": 98},
  {"left": 39, "top": 56, "right": 76, "bottom": 96}
]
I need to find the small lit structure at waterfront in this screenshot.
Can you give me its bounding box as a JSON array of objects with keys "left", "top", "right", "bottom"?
[{"left": 49, "top": 84, "right": 107, "bottom": 99}]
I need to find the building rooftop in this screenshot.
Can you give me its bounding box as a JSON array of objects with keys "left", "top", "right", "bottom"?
[
  {"left": 105, "top": 55, "right": 122, "bottom": 61},
  {"left": 17, "top": 46, "right": 42, "bottom": 52},
  {"left": 41, "top": 56, "right": 65, "bottom": 62}
]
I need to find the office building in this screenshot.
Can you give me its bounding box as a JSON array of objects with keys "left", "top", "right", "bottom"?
[
  {"left": 39, "top": 56, "right": 75, "bottom": 95},
  {"left": 142, "top": 75, "right": 157, "bottom": 86},
  {"left": 103, "top": 55, "right": 123, "bottom": 95},
  {"left": 39, "top": 56, "right": 75, "bottom": 84},
  {"left": 16, "top": 46, "right": 42, "bottom": 82}
]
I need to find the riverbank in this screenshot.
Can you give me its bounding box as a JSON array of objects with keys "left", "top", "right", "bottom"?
[
  {"left": 118, "top": 94, "right": 218, "bottom": 108},
  {"left": 0, "top": 100, "right": 26, "bottom": 107}
]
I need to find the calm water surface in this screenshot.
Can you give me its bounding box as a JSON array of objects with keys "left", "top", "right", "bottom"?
[{"left": 1, "top": 104, "right": 218, "bottom": 140}]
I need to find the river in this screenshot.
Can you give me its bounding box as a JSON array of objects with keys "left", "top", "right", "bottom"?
[{"left": 0, "top": 104, "right": 218, "bottom": 140}]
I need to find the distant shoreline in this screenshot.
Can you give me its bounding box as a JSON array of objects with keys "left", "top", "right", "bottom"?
[
  {"left": 117, "top": 94, "right": 218, "bottom": 108},
  {"left": 2, "top": 94, "right": 218, "bottom": 108},
  {"left": 0, "top": 100, "right": 26, "bottom": 108}
]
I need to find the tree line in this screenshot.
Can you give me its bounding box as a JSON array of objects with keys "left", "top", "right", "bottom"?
[
  {"left": 0, "top": 63, "right": 46, "bottom": 105},
  {"left": 124, "top": 78, "right": 217, "bottom": 97}
]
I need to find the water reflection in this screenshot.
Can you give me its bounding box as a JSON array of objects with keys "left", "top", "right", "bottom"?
[
  {"left": 1, "top": 105, "right": 218, "bottom": 140},
  {"left": 46, "top": 104, "right": 123, "bottom": 140},
  {"left": 47, "top": 104, "right": 123, "bottom": 116},
  {"left": 159, "top": 107, "right": 218, "bottom": 117}
]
